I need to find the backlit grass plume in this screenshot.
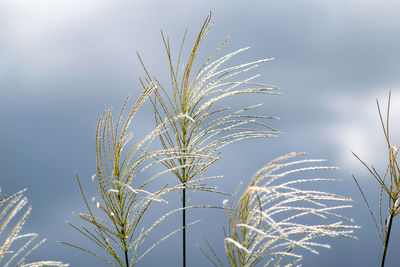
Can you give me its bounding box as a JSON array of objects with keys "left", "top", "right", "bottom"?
[
  {"left": 62, "top": 84, "right": 190, "bottom": 266},
  {"left": 201, "top": 152, "right": 358, "bottom": 266},
  {"left": 138, "top": 12, "right": 279, "bottom": 266},
  {"left": 0, "top": 189, "right": 68, "bottom": 267},
  {"left": 352, "top": 91, "right": 399, "bottom": 267}
]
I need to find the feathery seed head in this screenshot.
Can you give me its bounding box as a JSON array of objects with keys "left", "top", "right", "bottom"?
[
  {"left": 138, "top": 12, "right": 279, "bottom": 187},
  {"left": 220, "top": 153, "right": 358, "bottom": 266},
  {"left": 65, "top": 83, "right": 188, "bottom": 266},
  {"left": 0, "top": 189, "right": 67, "bottom": 266}
]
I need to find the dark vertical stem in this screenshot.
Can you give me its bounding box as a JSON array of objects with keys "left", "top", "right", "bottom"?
[
  {"left": 381, "top": 214, "right": 394, "bottom": 267},
  {"left": 182, "top": 117, "right": 188, "bottom": 267},
  {"left": 121, "top": 223, "right": 129, "bottom": 267},
  {"left": 182, "top": 185, "right": 186, "bottom": 267},
  {"left": 124, "top": 249, "right": 129, "bottom": 267}
]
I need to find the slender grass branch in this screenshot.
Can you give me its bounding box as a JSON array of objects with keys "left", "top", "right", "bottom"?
[{"left": 353, "top": 91, "right": 400, "bottom": 267}]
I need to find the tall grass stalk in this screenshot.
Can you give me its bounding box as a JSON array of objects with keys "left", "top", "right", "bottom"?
[
  {"left": 0, "top": 188, "right": 68, "bottom": 266},
  {"left": 352, "top": 91, "right": 400, "bottom": 267},
  {"left": 201, "top": 152, "right": 359, "bottom": 266},
  {"left": 138, "top": 12, "right": 279, "bottom": 266},
  {"left": 62, "top": 84, "right": 195, "bottom": 266}
]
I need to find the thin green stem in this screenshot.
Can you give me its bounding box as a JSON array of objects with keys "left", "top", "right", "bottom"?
[
  {"left": 381, "top": 214, "right": 394, "bottom": 267},
  {"left": 182, "top": 185, "right": 186, "bottom": 267}
]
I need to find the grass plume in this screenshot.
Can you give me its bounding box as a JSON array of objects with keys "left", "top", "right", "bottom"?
[
  {"left": 138, "top": 12, "right": 279, "bottom": 266},
  {"left": 201, "top": 152, "right": 358, "bottom": 266},
  {"left": 0, "top": 188, "right": 68, "bottom": 267},
  {"left": 62, "top": 84, "right": 193, "bottom": 266}
]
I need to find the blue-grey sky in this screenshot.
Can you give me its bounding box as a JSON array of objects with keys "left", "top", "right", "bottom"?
[{"left": 1, "top": 1, "right": 400, "bottom": 266}]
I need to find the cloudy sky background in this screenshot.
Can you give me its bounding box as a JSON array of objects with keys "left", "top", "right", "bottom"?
[{"left": 1, "top": 0, "right": 400, "bottom": 266}]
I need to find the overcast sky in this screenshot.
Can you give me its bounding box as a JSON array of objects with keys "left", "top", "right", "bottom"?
[{"left": 1, "top": 1, "right": 400, "bottom": 266}]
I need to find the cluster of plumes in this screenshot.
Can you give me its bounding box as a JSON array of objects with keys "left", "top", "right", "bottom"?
[
  {"left": 0, "top": 189, "right": 68, "bottom": 266},
  {"left": 64, "top": 13, "right": 360, "bottom": 267},
  {"left": 201, "top": 153, "right": 359, "bottom": 267}
]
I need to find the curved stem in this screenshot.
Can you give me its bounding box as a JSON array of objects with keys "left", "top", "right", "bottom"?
[{"left": 381, "top": 214, "right": 394, "bottom": 267}]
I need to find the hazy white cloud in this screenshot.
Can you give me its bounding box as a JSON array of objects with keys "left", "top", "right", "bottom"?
[
  {"left": 1, "top": 0, "right": 107, "bottom": 34},
  {"left": 323, "top": 86, "right": 400, "bottom": 172},
  {"left": 0, "top": 0, "right": 111, "bottom": 89}
]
